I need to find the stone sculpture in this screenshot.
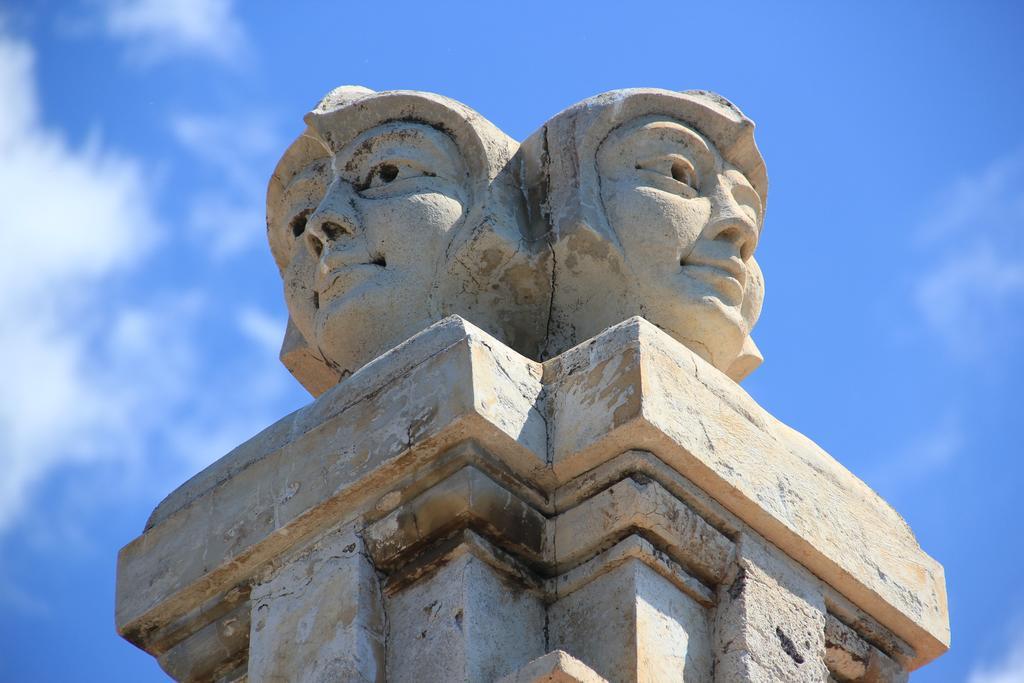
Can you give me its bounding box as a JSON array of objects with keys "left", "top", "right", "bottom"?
[
  {"left": 270, "top": 87, "right": 768, "bottom": 392},
  {"left": 268, "top": 86, "right": 549, "bottom": 393},
  {"left": 117, "top": 86, "right": 949, "bottom": 683},
  {"left": 518, "top": 89, "right": 766, "bottom": 379}
]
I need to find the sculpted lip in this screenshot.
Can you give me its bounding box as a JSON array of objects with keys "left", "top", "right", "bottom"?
[
  {"left": 318, "top": 260, "right": 387, "bottom": 304},
  {"left": 682, "top": 254, "right": 746, "bottom": 301}
]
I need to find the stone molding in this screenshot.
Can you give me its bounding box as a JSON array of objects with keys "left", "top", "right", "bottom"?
[{"left": 116, "top": 316, "right": 947, "bottom": 679}]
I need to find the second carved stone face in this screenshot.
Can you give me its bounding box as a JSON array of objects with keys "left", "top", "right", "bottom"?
[
  {"left": 596, "top": 115, "right": 763, "bottom": 371},
  {"left": 516, "top": 89, "right": 768, "bottom": 379}
]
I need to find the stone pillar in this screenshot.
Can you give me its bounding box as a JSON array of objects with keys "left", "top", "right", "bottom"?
[{"left": 116, "top": 317, "right": 947, "bottom": 682}]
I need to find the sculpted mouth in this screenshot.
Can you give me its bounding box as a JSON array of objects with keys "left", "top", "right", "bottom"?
[
  {"left": 318, "top": 257, "right": 387, "bottom": 303},
  {"left": 681, "top": 254, "right": 746, "bottom": 302}
]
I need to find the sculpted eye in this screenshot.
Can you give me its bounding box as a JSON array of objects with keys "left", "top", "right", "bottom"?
[
  {"left": 670, "top": 159, "right": 696, "bottom": 188},
  {"left": 377, "top": 164, "right": 399, "bottom": 183},
  {"left": 360, "top": 160, "right": 436, "bottom": 196},
  {"left": 634, "top": 154, "right": 700, "bottom": 197}
]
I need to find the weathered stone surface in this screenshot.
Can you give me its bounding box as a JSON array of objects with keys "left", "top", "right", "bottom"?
[
  {"left": 157, "top": 600, "right": 249, "bottom": 683},
  {"left": 118, "top": 84, "right": 952, "bottom": 681},
  {"left": 116, "top": 317, "right": 545, "bottom": 652},
  {"left": 386, "top": 552, "right": 545, "bottom": 682},
  {"left": 544, "top": 317, "right": 948, "bottom": 667},
  {"left": 550, "top": 534, "right": 715, "bottom": 612},
  {"left": 824, "top": 614, "right": 908, "bottom": 683},
  {"left": 269, "top": 88, "right": 770, "bottom": 397},
  {"left": 550, "top": 476, "right": 732, "bottom": 583},
  {"left": 518, "top": 89, "right": 766, "bottom": 380},
  {"left": 713, "top": 535, "right": 829, "bottom": 682},
  {"left": 117, "top": 315, "right": 946, "bottom": 676},
  {"left": 268, "top": 87, "right": 549, "bottom": 386},
  {"left": 248, "top": 526, "right": 385, "bottom": 682},
  {"left": 364, "top": 465, "right": 548, "bottom": 571},
  {"left": 278, "top": 317, "right": 338, "bottom": 397},
  {"left": 497, "top": 650, "right": 609, "bottom": 683},
  {"left": 549, "top": 559, "right": 713, "bottom": 682}
]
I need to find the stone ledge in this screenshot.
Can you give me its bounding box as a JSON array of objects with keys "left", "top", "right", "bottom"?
[
  {"left": 364, "top": 464, "right": 732, "bottom": 589},
  {"left": 544, "top": 317, "right": 948, "bottom": 669},
  {"left": 550, "top": 534, "right": 715, "bottom": 608},
  {"left": 116, "top": 317, "right": 545, "bottom": 650},
  {"left": 365, "top": 466, "right": 548, "bottom": 571},
  {"left": 117, "top": 315, "right": 948, "bottom": 671},
  {"left": 552, "top": 475, "right": 733, "bottom": 583}
]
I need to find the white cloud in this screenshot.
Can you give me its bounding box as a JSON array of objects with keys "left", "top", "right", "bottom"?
[
  {"left": 969, "top": 633, "right": 1024, "bottom": 683},
  {"left": 172, "top": 112, "right": 282, "bottom": 256},
  {"left": 914, "top": 150, "right": 1024, "bottom": 362},
  {"left": 0, "top": 22, "right": 299, "bottom": 542},
  {"left": 0, "top": 29, "right": 165, "bottom": 532},
  {"left": 238, "top": 306, "right": 285, "bottom": 357},
  {"left": 867, "top": 415, "right": 963, "bottom": 495},
  {"left": 917, "top": 152, "right": 1024, "bottom": 246},
  {"left": 172, "top": 114, "right": 278, "bottom": 185},
  {"left": 916, "top": 244, "right": 1024, "bottom": 357},
  {"left": 101, "top": 0, "right": 246, "bottom": 65}
]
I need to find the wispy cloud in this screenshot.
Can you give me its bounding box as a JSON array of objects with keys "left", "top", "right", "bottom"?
[
  {"left": 0, "top": 27, "right": 295, "bottom": 539},
  {"left": 867, "top": 415, "right": 963, "bottom": 495},
  {"left": 969, "top": 632, "right": 1024, "bottom": 683},
  {"left": 0, "top": 29, "right": 164, "bottom": 532},
  {"left": 100, "top": 0, "right": 246, "bottom": 65},
  {"left": 914, "top": 150, "right": 1024, "bottom": 362},
  {"left": 238, "top": 306, "right": 286, "bottom": 357},
  {"left": 172, "top": 112, "right": 282, "bottom": 255}
]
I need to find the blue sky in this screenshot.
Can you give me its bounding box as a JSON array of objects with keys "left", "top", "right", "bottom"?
[{"left": 0, "top": 1, "right": 1021, "bottom": 680}]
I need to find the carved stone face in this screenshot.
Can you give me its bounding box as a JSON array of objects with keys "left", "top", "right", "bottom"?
[
  {"left": 596, "top": 116, "right": 763, "bottom": 369},
  {"left": 292, "top": 121, "right": 469, "bottom": 376}
]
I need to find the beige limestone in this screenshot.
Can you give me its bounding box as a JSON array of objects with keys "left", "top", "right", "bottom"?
[
  {"left": 116, "top": 87, "right": 949, "bottom": 682},
  {"left": 117, "top": 315, "right": 947, "bottom": 680},
  {"left": 713, "top": 534, "right": 829, "bottom": 682},
  {"left": 517, "top": 89, "right": 767, "bottom": 379},
  {"left": 248, "top": 526, "right": 385, "bottom": 682},
  {"left": 549, "top": 559, "right": 714, "bottom": 682},
  {"left": 497, "top": 650, "right": 609, "bottom": 683},
  {"left": 268, "top": 87, "right": 548, "bottom": 391},
  {"left": 268, "top": 87, "right": 768, "bottom": 395},
  {"left": 386, "top": 552, "right": 546, "bottom": 681},
  {"left": 544, "top": 317, "right": 948, "bottom": 666}
]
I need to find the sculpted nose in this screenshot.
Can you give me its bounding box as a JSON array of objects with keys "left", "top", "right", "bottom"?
[
  {"left": 305, "top": 179, "right": 361, "bottom": 260},
  {"left": 705, "top": 185, "right": 760, "bottom": 261}
]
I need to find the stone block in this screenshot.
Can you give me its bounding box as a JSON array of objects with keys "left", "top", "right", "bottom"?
[
  {"left": 365, "top": 465, "right": 548, "bottom": 571},
  {"left": 247, "top": 527, "right": 385, "bottom": 682},
  {"left": 713, "top": 535, "right": 829, "bottom": 682},
  {"left": 116, "top": 317, "right": 545, "bottom": 653},
  {"left": 549, "top": 559, "right": 713, "bottom": 683},
  {"left": 497, "top": 650, "right": 609, "bottom": 683},
  {"left": 386, "top": 552, "right": 545, "bottom": 682},
  {"left": 551, "top": 476, "right": 732, "bottom": 583},
  {"left": 545, "top": 317, "right": 948, "bottom": 667}
]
